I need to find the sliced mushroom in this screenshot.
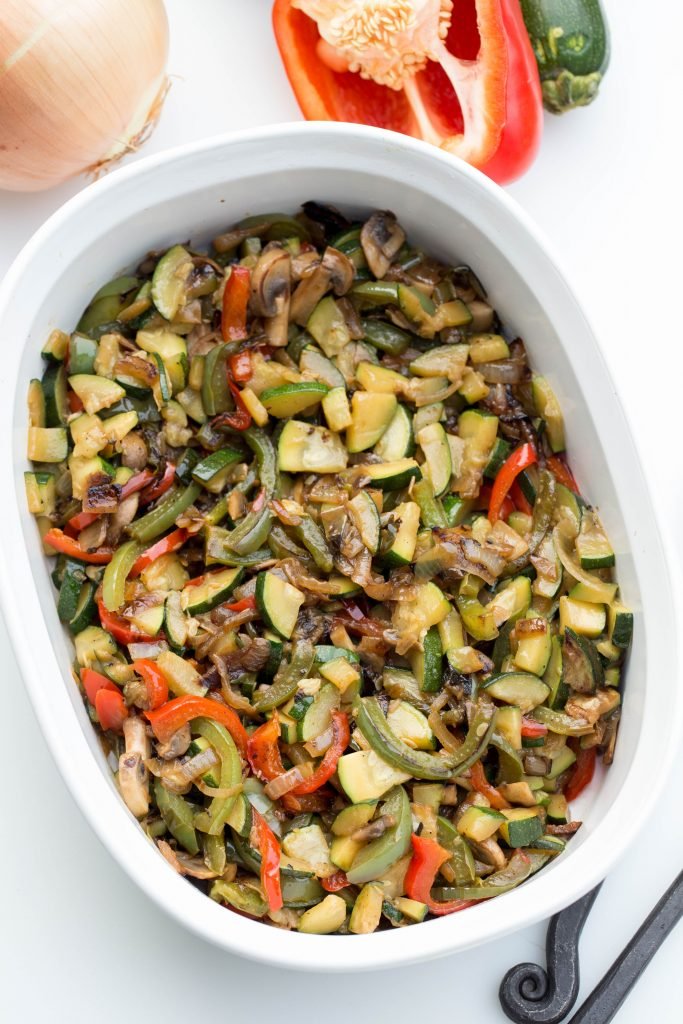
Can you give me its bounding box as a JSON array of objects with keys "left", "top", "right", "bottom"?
[
  {"left": 118, "top": 716, "right": 151, "bottom": 818},
  {"left": 360, "top": 211, "right": 406, "bottom": 278},
  {"left": 106, "top": 493, "right": 139, "bottom": 547},
  {"left": 291, "top": 249, "right": 320, "bottom": 281},
  {"left": 78, "top": 516, "right": 108, "bottom": 551},
  {"left": 120, "top": 430, "right": 148, "bottom": 470},
  {"left": 156, "top": 722, "right": 192, "bottom": 760},
  {"left": 289, "top": 246, "right": 355, "bottom": 325},
  {"left": 250, "top": 244, "right": 291, "bottom": 346}
]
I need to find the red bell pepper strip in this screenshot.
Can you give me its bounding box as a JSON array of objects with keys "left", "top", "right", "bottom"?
[
  {"left": 477, "top": 482, "right": 515, "bottom": 521},
  {"left": 404, "top": 835, "right": 476, "bottom": 916},
  {"left": 213, "top": 379, "right": 252, "bottom": 432},
  {"left": 547, "top": 454, "right": 580, "bottom": 494},
  {"left": 229, "top": 350, "right": 253, "bottom": 383},
  {"left": 247, "top": 715, "right": 286, "bottom": 782},
  {"left": 564, "top": 745, "right": 596, "bottom": 802},
  {"left": 140, "top": 462, "right": 176, "bottom": 505},
  {"left": 489, "top": 443, "right": 537, "bottom": 523},
  {"left": 97, "top": 599, "right": 154, "bottom": 646},
  {"left": 224, "top": 595, "right": 257, "bottom": 613},
  {"left": 521, "top": 716, "right": 548, "bottom": 740},
  {"left": 272, "top": 0, "right": 543, "bottom": 185},
  {"left": 44, "top": 528, "right": 113, "bottom": 564},
  {"left": 95, "top": 687, "right": 129, "bottom": 732},
  {"left": 469, "top": 759, "right": 510, "bottom": 810},
  {"left": 65, "top": 468, "right": 158, "bottom": 536},
  {"left": 68, "top": 391, "right": 84, "bottom": 414},
  {"left": 130, "top": 529, "right": 188, "bottom": 577},
  {"left": 291, "top": 711, "right": 349, "bottom": 794},
  {"left": 252, "top": 809, "right": 283, "bottom": 913},
  {"left": 221, "top": 266, "right": 251, "bottom": 343},
  {"left": 131, "top": 659, "right": 169, "bottom": 710},
  {"left": 322, "top": 871, "right": 350, "bottom": 892},
  {"left": 81, "top": 667, "right": 118, "bottom": 705},
  {"left": 145, "top": 695, "right": 248, "bottom": 758},
  {"left": 510, "top": 480, "right": 533, "bottom": 516}
]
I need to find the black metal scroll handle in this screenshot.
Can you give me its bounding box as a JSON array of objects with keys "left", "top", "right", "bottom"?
[
  {"left": 500, "top": 871, "right": 683, "bottom": 1024},
  {"left": 499, "top": 884, "right": 602, "bottom": 1024}
]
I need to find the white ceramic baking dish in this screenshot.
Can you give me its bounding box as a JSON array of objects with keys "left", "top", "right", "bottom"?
[{"left": 0, "top": 123, "right": 679, "bottom": 972}]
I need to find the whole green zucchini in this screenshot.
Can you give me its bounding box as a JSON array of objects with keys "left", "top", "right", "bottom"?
[{"left": 520, "top": 0, "right": 610, "bottom": 113}]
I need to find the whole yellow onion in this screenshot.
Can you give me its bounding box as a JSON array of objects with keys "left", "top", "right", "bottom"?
[{"left": 0, "top": 0, "right": 169, "bottom": 191}]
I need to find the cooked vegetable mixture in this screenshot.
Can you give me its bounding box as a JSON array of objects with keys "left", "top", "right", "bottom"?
[{"left": 25, "top": 203, "right": 631, "bottom": 934}]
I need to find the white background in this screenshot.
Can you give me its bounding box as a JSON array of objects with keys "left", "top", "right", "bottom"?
[{"left": 0, "top": 1, "right": 680, "bottom": 1021}]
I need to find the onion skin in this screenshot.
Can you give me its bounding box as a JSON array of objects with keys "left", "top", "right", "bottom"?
[{"left": 0, "top": 0, "right": 169, "bottom": 191}]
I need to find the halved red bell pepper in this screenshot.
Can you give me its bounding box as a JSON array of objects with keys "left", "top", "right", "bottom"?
[
  {"left": 291, "top": 711, "right": 349, "bottom": 794},
  {"left": 222, "top": 266, "right": 251, "bottom": 343},
  {"left": 469, "top": 759, "right": 510, "bottom": 810},
  {"left": 97, "top": 599, "right": 154, "bottom": 646},
  {"left": 252, "top": 809, "right": 283, "bottom": 912},
  {"left": 95, "top": 687, "right": 129, "bottom": 732},
  {"left": 131, "top": 659, "right": 169, "bottom": 710},
  {"left": 564, "top": 744, "right": 596, "bottom": 802},
  {"left": 44, "top": 528, "right": 113, "bottom": 564},
  {"left": 272, "top": 0, "right": 543, "bottom": 184},
  {"left": 489, "top": 442, "right": 537, "bottom": 523},
  {"left": 404, "top": 834, "right": 476, "bottom": 916},
  {"left": 145, "top": 695, "right": 248, "bottom": 758},
  {"left": 247, "top": 715, "right": 286, "bottom": 781},
  {"left": 130, "top": 528, "right": 188, "bottom": 577}
]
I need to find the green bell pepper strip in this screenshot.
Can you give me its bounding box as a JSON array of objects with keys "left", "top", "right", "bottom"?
[
  {"left": 361, "top": 318, "right": 412, "bottom": 355},
  {"left": 292, "top": 515, "right": 333, "bottom": 572},
  {"left": 101, "top": 539, "right": 144, "bottom": 611},
  {"left": 281, "top": 874, "right": 325, "bottom": 908},
  {"left": 252, "top": 640, "right": 315, "bottom": 713},
  {"left": 192, "top": 717, "right": 242, "bottom": 835},
  {"left": 431, "top": 850, "right": 546, "bottom": 901},
  {"left": 437, "top": 816, "right": 476, "bottom": 884},
  {"left": 153, "top": 777, "right": 199, "bottom": 855},
  {"left": 353, "top": 697, "right": 497, "bottom": 781},
  {"left": 351, "top": 281, "right": 400, "bottom": 308},
  {"left": 346, "top": 785, "right": 412, "bottom": 884},
  {"left": 413, "top": 478, "right": 448, "bottom": 529},
  {"left": 528, "top": 468, "right": 556, "bottom": 553},
  {"left": 204, "top": 525, "right": 271, "bottom": 567},
  {"left": 128, "top": 482, "right": 202, "bottom": 544},
  {"left": 532, "top": 706, "right": 595, "bottom": 735},
  {"left": 267, "top": 524, "right": 313, "bottom": 564},
  {"left": 224, "top": 428, "right": 278, "bottom": 555},
  {"left": 209, "top": 879, "right": 268, "bottom": 917},
  {"left": 490, "top": 732, "right": 525, "bottom": 783},
  {"left": 203, "top": 832, "right": 227, "bottom": 875},
  {"left": 202, "top": 343, "right": 232, "bottom": 416}
]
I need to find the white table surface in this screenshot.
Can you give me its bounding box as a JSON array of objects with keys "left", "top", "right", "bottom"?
[{"left": 1, "top": 1, "right": 680, "bottom": 1020}]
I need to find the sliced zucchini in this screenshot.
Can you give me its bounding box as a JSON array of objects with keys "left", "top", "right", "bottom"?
[
  {"left": 374, "top": 404, "right": 415, "bottom": 460},
  {"left": 69, "top": 333, "right": 98, "bottom": 375},
  {"left": 482, "top": 672, "right": 550, "bottom": 714},
  {"left": 544, "top": 635, "right": 568, "bottom": 710},
  {"left": 417, "top": 422, "right": 452, "bottom": 497},
  {"left": 57, "top": 560, "right": 88, "bottom": 622},
  {"left": 514, "top": 619, "right": 552, "bottom": 676},
  {"left": 299, "top": 345, "right": 345, "bottom": 388},
  {"left": 349, "top": 883, "right": 384, "bottom": 934},
  {"left": 410, "top": 344, "right": 469, "bottom": 380},
  {"left": 260, "top": 381, "right": 328, "bottom": 418},
  {"left": 337, "top": 749, "right": 410, "bottom": 803},
  {"left": 137, "top": 328, "right": 188, "bottom": 394},
  {"left": 332, "top": 801, "right": 377, "bottom": 836},
  {"left": 27, "top": 426, "right": 68, "bottom": 463},
  {"left": 24, "top": 471, "right": 56, "bottom": 516},
  {"left": 277, "top": 420, "right": 348, "bottom": 473},
  {"left": 191, "top": 447, "right": 242, "bottom": 488},
  {"left": 499, "top": 808, "right": 544, "bottom": 848},
  {"left": 68, "top": 374, "right": 124, "bottom": 414},
  {"left": 151, "top": 244, "right": 192, "bottom": 320},
  {"left": 386, "top": 700, "right": 435, "bottom": 749},
  {"left": 576, "top": 510, "right": 615, "bottom": 569},
  {"left": 456, "top": 409, "right": 499, "bottom": 495},
  {"left": 181, "top": 566, "right": 244, "bottom": 614},
  {"left": 409, "top": 625, "right": 443, "bottom": 693},
  {"left": 457, "top": 806, "right": 506, "bottom": 842},
  {"left": 356, "top": 361, "right": 406, "bottom": 394},
  {"left": 469, "top": 333, "right": 510, "bottom": 364},
  {"left": 532, "top": 376, "right": 565, "bottom": 453},
  {"left": 496, "top": 705, "right": 523, "bottom": 750},
  {"left": 358, "top": 458, "right": 421, "bottom": 491},
  {"left": 27, "top": 379, "right": 46, "bottom": 428},
  {"left": 608, "top": 600, "right": 633, "bottom": 650},
  {"left": 486, "top": 576, "right": 531, "bottom": 627},
  {"left": 156, "top": 649, "right": 207, "bottom": 698},
  {"left": 383, "top": 500, "right": 420, "bottom": 567},
  {"left": 298, "top": 683, "right": 340, "bottom": 741},
  {"left": 346, "top": 391, "right": 397, "bottom": 452},
  {"left": 306, "top": 296, "right": 351, "bottom": 357},
  {"left": 68, "top": 581, "right": 97, "bottom": 633},
  {"left": 484, "top": 436, "right": 512, "bottom": 480},
  {"left": 322, "top": 386, "right": 352, "bottom": 432},
  {"left": 348, "top": 491, "right": 381, "bottom": 553},
  {"left": 164, "top": 591, "right": 189, "bottom": 651},
  {"left": 559, "top": 596, "right": 606, "bottom": 638},
  {"left": 318, "top": 657, "right": 361, "bottom": 697},
  {"left": 41, "top": 328, "right": 69, "bottom": 363},
  {"left": 561, "top": 628, "right": 604, "bottom": 693},
  {"left": 255, "top": 572, "right": 304, "bottom": 639},
  {"left": 41, "top": 363, "right": 68, "bottom": 426},
  {"left": 298, "top": 895, "right": 347, "bottom": 935},
  {"left": 129, "top": 602, "right": 166, "bottom": 637}
]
